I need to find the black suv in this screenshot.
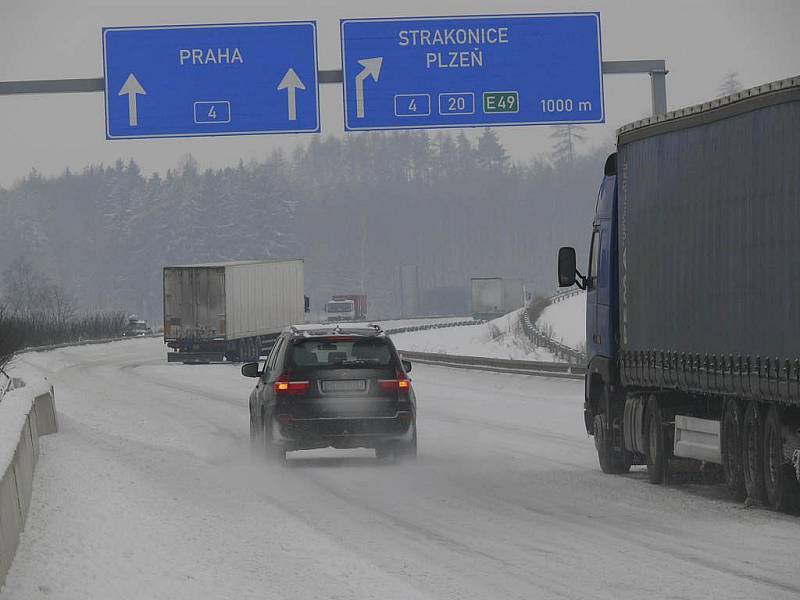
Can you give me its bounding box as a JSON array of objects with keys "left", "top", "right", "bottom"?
[{"left": 242, "top": 324, "right": 417, "bottom": 462}]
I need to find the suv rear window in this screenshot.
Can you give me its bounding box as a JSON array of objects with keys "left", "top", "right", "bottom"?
[{"left": 288, "top": 338, "right": 394, "bottom": 368}]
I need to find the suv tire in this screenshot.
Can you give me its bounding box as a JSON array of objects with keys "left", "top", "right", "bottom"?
[
  {"left": 264, "top": 419, "right": 287, "bottom": 463},
  {"left": 397, "top": 427, "right": 418, "bottom": 461}
]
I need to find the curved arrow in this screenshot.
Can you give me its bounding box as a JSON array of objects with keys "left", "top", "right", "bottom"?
[
  {"left": 277, "top": 68, "right": 305, "bottom": 121},
  {"left": 118, "top": 73, "right": 146, "bottom": 127},
  {"left": 354, "top": 57, "right": 382, "bottom": 119}
]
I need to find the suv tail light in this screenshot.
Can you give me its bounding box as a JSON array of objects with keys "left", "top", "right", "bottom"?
[
  {"left": 378, "top": 370, "right": 411, "bottom": 392},
  {"left": 274, "top": 373, "right": 310, "bottom": 395}
]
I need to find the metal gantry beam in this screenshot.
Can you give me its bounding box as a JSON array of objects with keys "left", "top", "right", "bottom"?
[
  {"left": 0, "top": 60, "right": 668, "bottom": 115},
  {"left": 0, "top": 73, "right": 343, "bottom": 96},
  {"left": 0, "top": 77, "right": 103, "bottom": 95},
  {"left": 602, "top": 60, "right": 668, "bottom": 115}
]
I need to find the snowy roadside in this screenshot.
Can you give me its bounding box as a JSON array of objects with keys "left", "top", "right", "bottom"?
[
  {"left": 536, "top": 291, "right": 586, "bottom": 351},
  {"left": 390, "top": 309, "right": 559, "bottom": 362},
  {"left": 375, "top": 316, "right": 474, "bottom": 330},
  {"left": 0, "top": 375, "right": 51, "bottom": 478}
]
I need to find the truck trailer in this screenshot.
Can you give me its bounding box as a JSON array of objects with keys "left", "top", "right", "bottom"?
[
  {"left": 557, "top": 76, "right": 800, "bottom": 510},
  {"left": 470, "top": 277, "right": 524, "bottom": 320},
  {"left": 163, "top": 259, "right": 304, "bottom": 363}
]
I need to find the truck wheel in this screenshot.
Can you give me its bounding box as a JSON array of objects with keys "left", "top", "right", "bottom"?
[
  {"left": 593, "top": 414, "right": 631, "bottom": 474},
  {"left": 721, "top": 399, "right": 747, "bottom": 501},
  {"left": 742, "top": 400, "right": 766, "bottom": 503},
  {"left": 763, "top": 405, "right": 800, "bottom": 511},
  {"left": 645, "top": 397, "right": 667, "bottom": 484}
]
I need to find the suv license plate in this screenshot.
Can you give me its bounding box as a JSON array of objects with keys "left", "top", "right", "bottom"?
[{"left": 322, "top": 380, "right": 367, "bottom": 392}]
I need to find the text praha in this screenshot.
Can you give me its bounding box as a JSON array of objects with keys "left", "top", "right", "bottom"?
[{"left": 179, "top": 48, "right": 244, "bottom": 65}]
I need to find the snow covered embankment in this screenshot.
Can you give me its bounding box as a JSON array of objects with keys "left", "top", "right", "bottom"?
[
  {"left": 0, "top": 379, "right": 57, "bottom": 589},
  {"left": 390, "top": 309, "right": 558, "bottom": 362},
  {"left": 536, "top": 291, "right": 587, "bottom": 353}
]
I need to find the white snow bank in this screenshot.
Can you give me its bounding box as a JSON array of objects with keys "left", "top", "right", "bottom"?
[
  {"left": 0, "top": 374, "right": 57, "bottom": 589},
  {"left": 0, "top": 391, "right": 35, "bottom": 476},
  {"left": 0, "top": 379, "right": 50, "bottom": 472},
  {"left": 537, "top": 292, "right": 587, "bottom": 350},
  {"left": 390, "top": 309, "right": 558, "bottom": 361}
]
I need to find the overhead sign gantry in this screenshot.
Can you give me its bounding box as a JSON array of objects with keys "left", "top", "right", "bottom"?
[
  {"left": 0, "top": 13, "right": 669, "bottom": 137},
  {"left": 340, "top": 13, "right": 604, "bottom": 131},
  {"left": 102, "top": 22, "right": 320, "bottom": 139}
]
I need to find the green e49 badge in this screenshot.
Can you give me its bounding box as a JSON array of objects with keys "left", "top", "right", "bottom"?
[{"left": 483, "top": 91, "right": 519, "bottom": 114}]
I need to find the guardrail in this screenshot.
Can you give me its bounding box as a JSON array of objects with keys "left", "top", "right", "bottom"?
[
  {"left": 549, "top": 287, "right": 584, "bottom": 304},
  {"left": 520, "top": 309, "right": 586, "bottom": 365},
  {"left": 21, "top": 332, "right": 161, "bottom": 354},
  {"left": 385, "top": 312, "right": 585, "bottom": 379},
  {"left": 384, "top": 319, "right": 484, "bottom": 335},
  {"left": 399, "top": 350, "right": 584, "bottom": 379}
]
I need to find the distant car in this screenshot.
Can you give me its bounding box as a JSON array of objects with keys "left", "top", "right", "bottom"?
[
  {"left": 242, "top": 324, "right": 417, "bottom": 462},
  {"left": 122, "top": 318, "right": 152, "bottom": 337}
]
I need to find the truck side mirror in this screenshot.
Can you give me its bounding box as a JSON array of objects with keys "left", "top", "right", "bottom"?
[
  {"left": 241, "top": 362, "right": 261, "bottom": 378},
  {"left": 558, "top": 247, "right": 578, "bottom": 287}
]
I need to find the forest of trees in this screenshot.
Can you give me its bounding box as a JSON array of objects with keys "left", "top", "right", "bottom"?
[{"left": 0, "top": 129, "right": 609, "bottom": 320}]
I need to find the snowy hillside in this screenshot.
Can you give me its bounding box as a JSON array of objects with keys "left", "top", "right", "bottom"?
[
  {"left": 536, "top": 291, "right": 586, "bottom": 351},
  {"left": 390, "top": 309, "right": 558, "bottom": 361}
]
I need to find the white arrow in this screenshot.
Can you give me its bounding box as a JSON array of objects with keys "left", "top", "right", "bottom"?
[
  {"left": 118, "top": 73, "right": 146, "bottom": 127},
  {"left": 277, "top": 68, "right": 305, "bottom": 121},
  {"left": 354, "top": 57, "right": 383, "bottom": 119}
]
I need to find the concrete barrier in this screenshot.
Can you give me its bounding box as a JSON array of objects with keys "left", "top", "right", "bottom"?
[
  {"left": 0, "top": 381, "right": 57, "bottom": 589},
  {"left": 33, "top": 391, "right": 58, "bottom": 436}
]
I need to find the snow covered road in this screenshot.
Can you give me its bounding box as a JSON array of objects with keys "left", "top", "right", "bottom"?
[{"left": 2, "top": 338, "right": 799, "bottom": 599}]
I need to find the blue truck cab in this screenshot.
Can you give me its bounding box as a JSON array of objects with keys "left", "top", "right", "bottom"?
[
  {"left": 558, "top": 153, "right": 633, "bottom": 474},
  {"left": 585, "top": 154, "right": 618, "bottom": 366}
]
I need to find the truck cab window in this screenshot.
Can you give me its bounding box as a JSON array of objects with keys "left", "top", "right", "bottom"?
[{"left": 588, "top": 229, "right": 601, "bottom": 289}]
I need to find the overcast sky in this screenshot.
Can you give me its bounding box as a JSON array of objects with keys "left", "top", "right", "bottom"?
[{"left": 1, "top": 0, "right": 798, "bottom": 187}]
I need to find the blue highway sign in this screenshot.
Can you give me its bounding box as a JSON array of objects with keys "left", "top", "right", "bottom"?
[
  {"left": 103, "top": 22, "right": 319, "bottom": 139},
  {"left": 340, "top": 13, "right": 604, "bottom": 131}
]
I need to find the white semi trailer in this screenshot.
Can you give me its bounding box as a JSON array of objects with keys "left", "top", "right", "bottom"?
[
  {"left": 470, "top": 277, "right": 525, "bottom": 320},
  {"left": 163, "top": 259, "right": 304, "bottom": 363}
]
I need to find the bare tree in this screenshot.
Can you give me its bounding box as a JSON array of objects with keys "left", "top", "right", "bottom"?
[
  {"left": 2, "top": 258, "right": 75, "bottom": 320},
  {"left": 0, "top": 305, "right": 25, "bottom": 373},
  {"left": 2, "top": 258, "right": 50, "bottom": 315},
  {"left": 550, "top": 125, "right": 587, "bottom": 165},
  {"left": 50, "top": 284, "right": 77, "bottom": 324},
  {"left": 717, "top": 72, "right": 744, "bottom": 97}
]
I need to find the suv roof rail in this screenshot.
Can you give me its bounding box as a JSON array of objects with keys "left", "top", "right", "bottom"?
[{"left": 285, "top": 323, "right": 385, "bottom": 338}]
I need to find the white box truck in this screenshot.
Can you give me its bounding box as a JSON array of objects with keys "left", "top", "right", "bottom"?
[
  {"left": 470, "top": 277, "right": 525, "bottom": 320},
  {"left": 163, "top": 259, "right": 304, "bottom": 363}
]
